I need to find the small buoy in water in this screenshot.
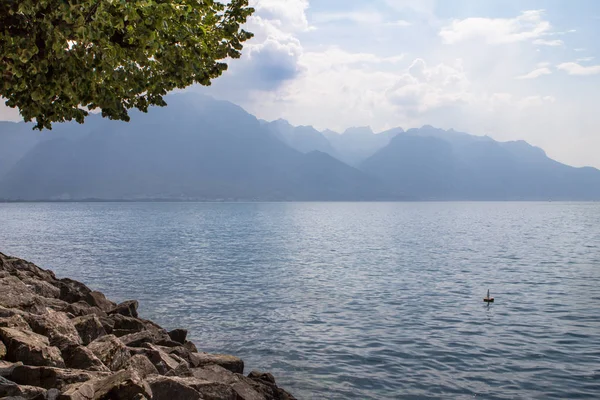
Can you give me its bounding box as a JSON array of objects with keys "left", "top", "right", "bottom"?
[{"left": 483, "top": 289, "right": 494, "bottom": 303}]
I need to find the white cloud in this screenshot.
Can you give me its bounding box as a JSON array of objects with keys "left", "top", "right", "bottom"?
[
  {"left": 252, "top": 0, "right": 311, "bottom": 32},
  {"left": 440, "top": 10, "right": 551, "bottom": 45},
  {"left": 516, "top": 67, "right": 552, "bottom": 79},
  {"left": 557, "top": 62, "right": 600, "bottom": 76},
  {"left": 574, "top": 48, "right": 586, "bottom": 52},
  {"left": 576, "top": 57, "right": 594, "bottom": 62},
  {"left": 532, "top": 39, "right": 563, "bottom": 46},
  {"left": 312, "top": 11, "right": 384, "bottom": 25},
  {"left": 385, "top": 20, "right": 412, "bottom": 27},
  {"left": 537, "top": 62, "right": 551, "bottom": 67}
]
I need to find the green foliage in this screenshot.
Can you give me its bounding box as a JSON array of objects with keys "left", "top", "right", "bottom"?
[{"left": 0, "top": 0, "right": 254, "bottom": 129}]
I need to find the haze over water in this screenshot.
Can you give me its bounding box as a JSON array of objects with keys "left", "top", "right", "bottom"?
[{"left": 1, "top": 202, "right": 599, "bottom": 399}]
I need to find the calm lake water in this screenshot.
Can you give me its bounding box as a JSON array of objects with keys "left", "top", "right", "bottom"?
[{"left": 1, "top": 202, "right": 599, "bottom": 399}]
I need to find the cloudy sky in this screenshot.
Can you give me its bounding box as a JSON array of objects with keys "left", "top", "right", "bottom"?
[
  {"left": 202, "top": 0, "right": 600, "bottom": 168},
  {"left": 1, "top": 0, "right": 598, "bottom": 168}
]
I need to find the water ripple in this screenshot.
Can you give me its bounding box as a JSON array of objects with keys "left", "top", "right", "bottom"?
[{"left": 1, "top": 201, "right": 600, "bottom": 399}]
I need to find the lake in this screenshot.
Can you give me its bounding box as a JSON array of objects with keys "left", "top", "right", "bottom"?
[{"left": 1, "top": 202, "right": 599, "bottom": 399}]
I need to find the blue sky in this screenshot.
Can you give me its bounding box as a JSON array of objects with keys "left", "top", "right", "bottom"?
[{"left": 202, "top": 0, "right": 600, "bottom": 168}]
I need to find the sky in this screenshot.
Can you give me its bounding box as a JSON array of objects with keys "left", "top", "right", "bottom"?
[
  {"left": 202, "top": 0, "right": 600, "bottom": 169},
  {"left": 1, "top": 0, "right": 599, "bottom": 168}
]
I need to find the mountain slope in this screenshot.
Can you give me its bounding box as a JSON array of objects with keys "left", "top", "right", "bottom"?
[
  {"left": 0, "top": 94, "right": 393, "bottom": 201},
  {"left": 362, "top": 126, "right": 600, "bottom": 200},
  {"left": 324, "top": 126, "right": 402, "bottom": 166},
  {"left": 265, "top": 119, "right": 337, "bottom": 156}
]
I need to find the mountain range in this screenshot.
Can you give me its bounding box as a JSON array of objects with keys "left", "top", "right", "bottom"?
[{"left": 1, "top": 92, "right": 599, "bottom": 201}]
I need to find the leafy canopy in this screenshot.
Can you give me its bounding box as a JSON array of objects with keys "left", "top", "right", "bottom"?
[{"left": 0, "top": 0, "right": 254, "bottom": 129}]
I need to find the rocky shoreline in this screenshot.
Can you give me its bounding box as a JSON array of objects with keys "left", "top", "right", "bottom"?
[{"left": 0, "top": 252, "right": 296, "bottom": 400}]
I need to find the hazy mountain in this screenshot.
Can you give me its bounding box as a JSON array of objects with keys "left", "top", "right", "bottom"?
[
  {"left": 0, "top": 94, "right": 392, "bottom": 201},
  {"left": 324, "top": 126, "right": 402, "bottom": 166},
  {"left": 362, "top": 126, "right": 600, "bottom": 200},
  {"left": 265, "top": 119, "right": 337, "bottom": 156}
]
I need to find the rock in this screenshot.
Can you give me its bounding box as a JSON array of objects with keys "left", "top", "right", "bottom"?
[
  {"left": 247, "top": 371, "right": 276, "bottom": 384},
  {"left": 7, "top": 364, "right": 106, "bottom": 390},
  {"left": 72, "top": 316, "right": 106, "bottom": 346},
  {"left": 109, "top": 315, "right": 145, "bottom": 333},
  {"left": 0, "top": 375, "right": 47, "bottom": 399},
  {"left": 66, "top": 302, "right": 106, "bottom": 318},
  {"left": 97, "top": 317, "right": 114, "bottom": 335},
  {"left": 57, "top": 279, "right": 92, "bottom": 305},
  {"left": 0, "top": 276, "right": 38, "bottom": 311},
  {"left": 22, "top": 277, "right": 61, "bottom": 299},
  {"left": 107, "top": 301, "right": 138, "bottom": 319},
  {"left": 188, "top": 352, "right": 244, "bottom": 374},
  {"left": 167, "top": 329, "right": 187, "bottom": 345},
  {"left": 84, "top": 292, "right": 116, "bottom": 313},
  {"left": 0, "top": 315, "right": 30, "bottom": 330},
  {"left": 86, "top": 335, "right": 130, "bottom": 372},
  {"left": 247, "top": 371, "right": 297, "bottom": 400},
  {"left": 62, "top": 345, "right": 109, "bottom": 372},
  {"left": 118, "top": 330, "right": 169, "bottom": 348},
  {"left": 139, "top": 343, "right": 179, "bottom": 375},
  {"left": 193, "top": 365, "right": 265, "bottom": 400},
  {"left": 124, "top": 355, "right": 158, "bottom": 379},
  {"left": 0, "top": 328, "right": 65, "bottom": 368},
  {"left": 144, "top": 375, "right": 203, "bottom": 400},
  {"left": 0, "top": 340, "right": 6, "bottom": 359},
  {"left": 59, "top": 369, "right": 151, "bottom": 400},
  {"left": 183, "top": 341, "right": 198, "bottom": 353},
  {"left": 0, "top": 361, "right": 22, "bottom": 377},
  {"left": 165, "top": 360, "right": 193, "bottom": 378},
  {"left": 26, "top": 310, "right": 81, "bottom": 349}
]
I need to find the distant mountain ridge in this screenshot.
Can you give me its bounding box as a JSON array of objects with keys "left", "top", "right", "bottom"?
[{"left": 0, "top": 93, "right": 599, "bottom": 201}]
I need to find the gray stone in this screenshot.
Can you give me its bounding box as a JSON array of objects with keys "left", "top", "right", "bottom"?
[
  {"left": 72, "top": 316, "right": 106, "bottom": 346},
  {"left": 0, "top": 327, "right": 64, "bottom": 368},
  {"left": 0, "top": 375, "right": 47, "bottom": 399},
  {"left": 59, "top": 369, "right": 151, "bottom": 400},
  {"left": 66, "top": 302, "right": 106, "bottom": 318},
  {"left": 107, "top": 301, "right": 138, "bottom": 319},
  {"left": 86, "top": 335, "right": 130, "bottom": 372},
  {"left": 188, "top": 352, "right": 244, "bottom": 374},
  {"left": 140, "top": 343, "right": 179, "bottom": 375},
  {"left": 62, "top": 345, "right": 109, "bottom": 372},
  {"left": 26, "top": 310, "right": 81, "bottom": 350},
  {"left": 7, "top": 364, "right": 106, "bottom": 390},
  {"left": 0, "top": 315, "right": 31, "bottom": 331},
  {"left": 124, "top": 355, "right": 159, "bottom": 379},
  {"left": 167, "top": 329, "right": 187, "bottom": 345},
  {"left": 144, "top": 375, "right": 202, "bottom": 400}
]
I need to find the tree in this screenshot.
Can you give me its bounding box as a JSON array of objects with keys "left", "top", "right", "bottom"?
[{"left": 0, "top": 0, "right": 254, "bottom": 129}]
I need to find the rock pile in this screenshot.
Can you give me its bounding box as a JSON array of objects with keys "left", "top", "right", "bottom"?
[{"left": 0, "top": 252, "right": 296, "bottom": 400}]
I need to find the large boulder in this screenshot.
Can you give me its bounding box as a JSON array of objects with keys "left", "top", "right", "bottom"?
[
  {"left": 108, "top": 301, "right": 139, "bottom": 319},
  {"left": 7, "top": 364, "right": 107, "bottom": 390},
  {"left": 26, "top": 310, "right": 82, "bottom": 349},
  {"left": 72, "top": 315, "right": 106, "bottom": 345},
  {"left": 110, "top": 315, "right": 145, "bottom": 334},
  {"left": 193, "top": 365, "right": 265, "bottom": 400},
  {"left": 62, "top": 345, "right": 110, "bottom": 372},
  {"left": 167, "top": 329, "right": 187, "bottom": 345},
  {"left": 139, "top": 343, "right": 180, "bottom": 375},
  {"left": 85, "top": 292, "right": 116, "bottom": 313},
  {"left": 0, "top": 276, "right": 38, "bottom": 310},
  {"left": 0, "top": 314, "right": 30, "bottom": 330},
  {"left": 144, "top": 375, "right": 203, "bottom": 400},
  {"left": 0, "top": 327, "right": 65, "bottom": 367},
  {"left": 59, "top": 369, "right": 151, "bottom": 400},
  {"left": 0, "top": 340, "right": 6, "bottom": 359},
  {"left": 66, "top": 302, "right": 107, "bottom": 318},
  {"left": 86, "top": 335, "right": 130, "bottom": 372},
  {"left": 0, "top": 375, "right": 47, "bottom": 399},
  {"left": 189, "top": 352, "right": 244, "bottom": 374},
  {"left": 124, "top": 355, "right": 159, "bottom": 379}
]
